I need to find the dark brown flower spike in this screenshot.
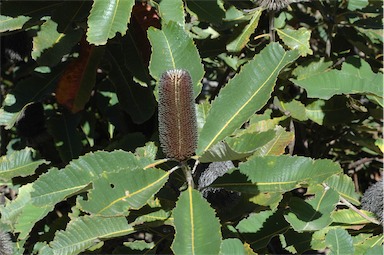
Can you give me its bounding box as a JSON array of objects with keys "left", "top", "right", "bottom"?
[{"left": 158, "top": 69, "right": 198, "bottom": 161}]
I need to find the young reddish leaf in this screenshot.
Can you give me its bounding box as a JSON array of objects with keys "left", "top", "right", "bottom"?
[{"left": 56, "top": 38, "right": 104, "bottom": 113}]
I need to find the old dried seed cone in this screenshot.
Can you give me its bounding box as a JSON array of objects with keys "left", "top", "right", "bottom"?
[
  {"left": 257, "top": 0, "right": 291, "bottom": 11},
  {"left": 158, "top": 69, "right": 198, "bottom": 161},
  {"left": 0, "top": 231, "right": 13, "bottom": 255}
]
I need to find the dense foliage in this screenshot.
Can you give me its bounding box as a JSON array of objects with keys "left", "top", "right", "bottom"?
[{"left": 0, "top": 0, "right": 382, "bottom": 254}]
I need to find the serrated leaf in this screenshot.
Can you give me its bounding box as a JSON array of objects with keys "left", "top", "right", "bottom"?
[
  {"left": 106, "top": 47, "right": 156, "bottom": 124},
  {"left": 285, "top": 186, "right": 339, "bottom": 231},
  {"left": 47, "top": 112, "right": 82, "bottom": 163},
  {"left": 278, "top": 99, "right": 308, "bottom": 121},
  {"left": 31, "top": 18, "right": 63, "bottom": 60},
  {"left": 171, "top": 187, "right": 222, "bottom": 255},
  {"left": 79, "top": 168, "right": 170, "bottom": 216},
  {"left": 280, "top": 229, "right": 313, "bottom": 254},
  {"left": 197, "top": 43, "right": 299, "bottom": 156},
  {"left": 220, "top": 238, "right": 246, "bottom": 255},
  {"left": 31, "top": 151, "right": 152, "bottom": 207},
  {"left": 198, "top": 141, "right": 253, "bottom": 163},
  {"left": 325, "top": 229, "right": 354, "bottom": 255},
  {"left": 277, "top": 27, "right": 313, "bottom": 56},
  {"left": 0, "top": 148, "right": 47, "bottom": 181},
  {"left": 226, "top": 129, "right": 276, "bottom": 153},
  {"left": 331, "top": 209, "right": 373, "bottom": 224},
  {"left": 227, "top": 9, "right": 262, "bottom": 52},
  {"left": 186, "top": 0, "right": 225, "bottom": 24},
  {"left": 158, "top": 0, "right": 185, "bottom": 26},
  {"left": 46, "top": 216, "right": 134, "bottom": 255},
  {"left": 239, "top": 155, "right": 342, "bottom": 192},
  {"left": 148, "top": 21, "right": 204, "bottom": 97},
  {"left": 348, "top": 0, "right": 369, "bottom": 10},
  {"left": 0, "top": 72, "right": 61, "bottom": 129},
  {"left": 251, "top": 126, "right": 294, "bottom": 156},
  {"left": 0, "top": 15, "right": 30, "bottom": 32},
  {"left": 325, "top": 174, "right": 360, "bottom": 205},
  {"left": 305, "top": 98, "right": 355, "bottom": 126},
  {"left": 292, "top": 59, "right": 383, "bottom": 99},
  {"left": 0, "top": 184, "right": 51, "bottom": 240},
  {"left": 237, "top": 210, "right": 290, "bottom": 250},
  {"left": 86, "top": 0, "right": 134, "bottom": 45}
]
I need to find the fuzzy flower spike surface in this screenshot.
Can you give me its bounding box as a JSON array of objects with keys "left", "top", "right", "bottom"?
[{"left": 158, "top": 69, "right": 198, "bottom": 161}]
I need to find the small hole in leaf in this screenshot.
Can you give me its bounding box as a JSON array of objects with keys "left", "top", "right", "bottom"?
[{"left": 110, "top": 184, "right": 115, "bottom": 189}]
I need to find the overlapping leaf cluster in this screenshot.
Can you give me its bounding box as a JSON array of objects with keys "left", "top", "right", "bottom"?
[{"left": 0, "top": 0, "right": 382, "bottom": 254}]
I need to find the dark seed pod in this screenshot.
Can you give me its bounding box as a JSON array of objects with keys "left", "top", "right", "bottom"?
[
  {"left": 158, "top": 69, "right": 198, "bottom": 161},
  {"left": 361, "top": 180, "right": 383, "bottom": 223},
  {"left": 0, "top": 231, "right": 13, "bottom": 255},
  {"left": 257, "top": 0, "right": 291, "bottom": 11},
  {"left": 197, "top": 161, "right": 240, "bottom": 209}
]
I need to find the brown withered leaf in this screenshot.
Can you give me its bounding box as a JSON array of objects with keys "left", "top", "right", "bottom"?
[{"left": 56, "top": 37, "right": 104, "bottom": 113}]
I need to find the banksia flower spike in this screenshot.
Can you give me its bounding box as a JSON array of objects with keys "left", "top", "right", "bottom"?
[{"left": 158, "top": 69, "right": 198, "bottom": 161}]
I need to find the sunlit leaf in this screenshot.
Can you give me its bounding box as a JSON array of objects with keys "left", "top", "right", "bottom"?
[
  {"left": 277, "top": 27, "right": 313, "bottom": 56},
  {"left": 86, "top": 0, "right": 134, "bottom": 45},
  {"left": 172, "top": 187, "right": 222, "bottom": 255},
  {"left": 325, "top": 229, "right": 354, "bottom": 255},
  {"left": 197, "top": 43, "right": 299, "bottom": 156},
  {"left": 148, "top": 21, "right": 204, "bottom": 97},
  {"left": 0, "top": 15, "right": 30, "bottom": 32}
]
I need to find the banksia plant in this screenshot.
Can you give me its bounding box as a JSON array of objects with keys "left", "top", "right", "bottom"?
[
  {"left": 0, "top": 231, "right": 13, "bottom": 255},
  {"left": 256, "top": 0, "right": 291, "bottom": 11},
  {"left": 158, "top": 69, "right": 198, "bottom": 161}
]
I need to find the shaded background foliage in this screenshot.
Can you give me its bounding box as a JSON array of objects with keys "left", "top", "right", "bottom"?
[{"left": 0, "top": 0, "right": 382, "bottom": 254}]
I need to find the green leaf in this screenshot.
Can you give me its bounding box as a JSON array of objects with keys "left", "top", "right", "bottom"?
[
  {"left": 0, "top": 148, "right": 47, "bottom": 181},
  {"left": 348, "top": 0, "right": 369, "bottom": 11},
  {"left": 279, "top": 229, "right": 313, "bottom": 254},
  {"left": 186, "top": 0, "right": 225, "bottom": 24},
  {"left": 31, "top": 18, "right": 63, "bottom": 60},
  {"left": 46, "top": 112, "right": 83, "bottom": 163},
  {"left": 325, "top": 229, "right": 354, "bottom": 255},
  {"left": 158, "top": 0, "right": 185, "bottom": 26},
  {"left": 325, "top": 174, "right": 360, "bottom": 205},
  {"left": 284, "top": 186, "right": 339, "bottom": 231},
  {"left": 305, "top": 97, "right": 355, "bottom": 126},
  {"left": 226, "top": 129, "right": 276, "bottom": 153},
  {"left": 239, "top": 155, "right": 342, "bottom": 192},
  {"left": 86, "top": 0, "right": 134, "bottom": 45},
  {"left": 292, "top": 59, "right": 383, "bottom": 99},
  {"left": 277, "top": 27, "right": 313, "bottom": 56},
  {"left": 44, "top": 216, "right": 134, "bottom": 255},
  {"left": 227, "top": 9, "right": 262, "bottom": 52},
  {"left": 331, "top": 209, "right": 373, "bottom": 224},
  {"left": 277, "top": 99, "right": 308, "bottom": 121},
  {"left": 198, "top": 141, "right": 253, "bottom": 163},
  {"left": 220, "top": 238, "right": 246, "bottom": 255},
  {"left": 31, "top": 150, "right": 151, "bottom": 207},
  {"left": 78, "top": 168, "right": 170, "bottom": 216},
  {"left": 196, "top": 100, "right": 211, "bottom": 133},
  {"left": 197, "top": 43, "right": 299, "bottom": 156},
  {"left": 106, "top": 48, "right": 156, "bottom": 124},
  {"left": 292, "top": 58, "right": 332, "bottom": 80},
  {"left": 250, "top": 126, "right": 294, "bottom": 156},
  {"left": 0, "top": 72, "right": 61, "bottom": 129},
  {"left": 171, "top": 187, "right": 222, "bottom": 255},
  {"left": 148, "top": 21, "right": 204, "bottom": 97},
  {"left": 0, "top": 184, "right": 51, "bottom": 240},
  {"left": 0, "top": 15, "right": 30, "bottom": 32},
  {"left": 237, "top": 210, "right": 290, "bottom": 250}
]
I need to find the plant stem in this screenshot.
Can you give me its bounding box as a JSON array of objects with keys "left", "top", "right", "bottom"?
[
  {"left": 181, "top": 161, "right": 195, "bottom": 189},
  {"left": 322, "top": 183, "right": 380, "bottom": 225}
]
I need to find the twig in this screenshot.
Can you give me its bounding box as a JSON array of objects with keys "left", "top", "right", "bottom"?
[
  {"left": 322, "top": 183, "right": 380, "bottom": 225},
  {"left": 181, "top": 161, "right": 195, "bottom": 189}
]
